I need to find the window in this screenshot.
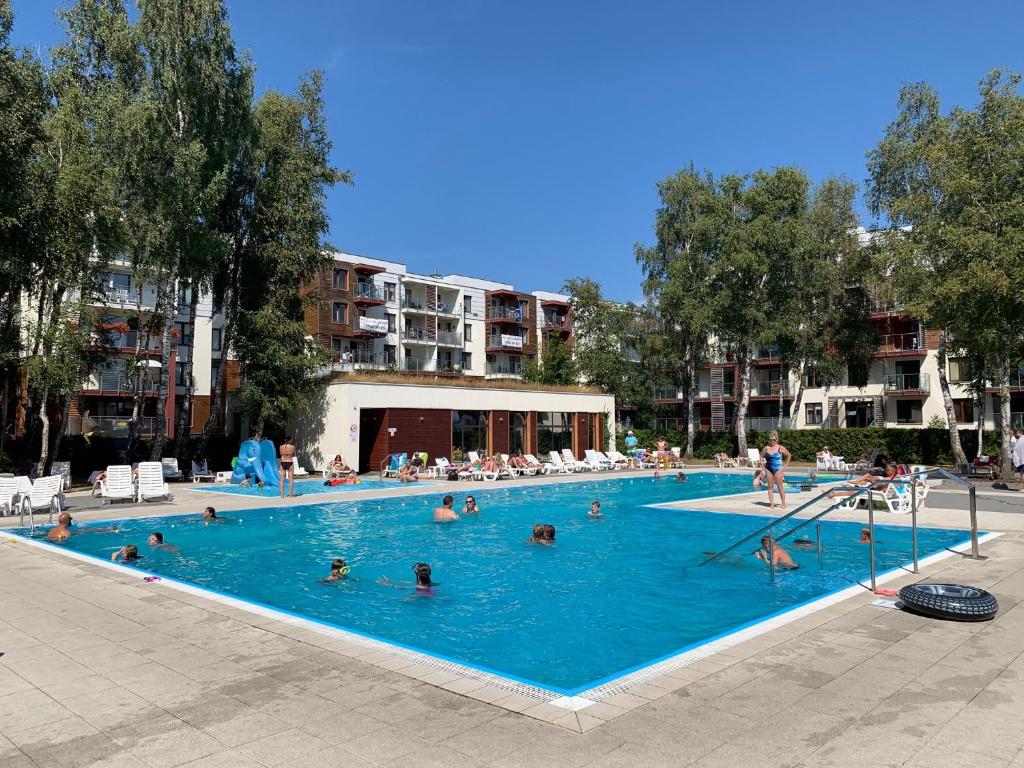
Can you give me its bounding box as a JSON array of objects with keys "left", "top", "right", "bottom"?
[
  {"left": 211, "top": 328, "right": 222, "bottom": 351},
  {"left": 805, "top": 403, "right": 823, "bottom": 425},
  {"left": 463, "top": 296, "right": 472, "bottom": 315},
  {"left": 895, "top": 399, "right": 923, "bottom": 424},
  {"left": 953, "top": 399, "right": 975, "bottom": 423},
  {"left": 847, "top": 360, "right": 869, "bottom": 388},
  {"left": 387, "top": 313, "right": 396, "bottom": 333},
  {"left": 948, "top": 358, "right": 971, "bottom": 383},
  {"left": 332, "top": 302, "right": 347, "bottom": 324},
  {"left": 332, "top": 268, "right": 348, "bottom": 290},
  {"left": 174, "top": 322, "right": 191, "bottom": 349},
  {"left": 175, "top": 364, "right": 186, "bottom": 386},
  {"left": 518, "top": 299, "right": 529, "bottom": 319},
  {"left": 462, "top": 351, "right": 472, "bottom": 370},
  {"left": 464, "top": 324, "right": 472, "bottom": 342},
  {"left": 330, "top": 337, "right": 344, "bottom": 355},
  {"left": 383, "top": 282, "right": 396, "bottom": 302},
  {"left": 510, "top": 412, "right": 527, "bottom": 454},
  {"left": 537, "top": 411, "right": 573, "bottom": 455},
  {"left": 210, "top": 363, "right": 221, "bottom": 390},
  {"left": 384, "top": 344, "right": 396, "bottom": 365},
  {"left": 803, "top": 370, "right": 819, "bottom": 388},
  {"left": 452, "top": 410, "right": 488, "bottom": 459}
]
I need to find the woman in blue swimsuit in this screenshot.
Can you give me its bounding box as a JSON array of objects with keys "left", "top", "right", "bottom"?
[{"left": 762, "top": 431, "right": 792, "bottom": 510}]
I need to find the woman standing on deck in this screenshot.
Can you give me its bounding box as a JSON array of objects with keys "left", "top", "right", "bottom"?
[{"left": 762, "top": 431, "right": 792, "bottom": 510}]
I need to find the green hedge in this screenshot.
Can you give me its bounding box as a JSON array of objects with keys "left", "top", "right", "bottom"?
[{"left": 617, "top": 427, "right": 1001, "bottom": 465}]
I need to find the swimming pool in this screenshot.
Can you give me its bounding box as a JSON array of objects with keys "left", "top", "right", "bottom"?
[
  {"left": 22, "top": 473, "right": 971, "bottom": 694},
  {"left": 181, "top": 477, "right": 416, "bottom": 497}
]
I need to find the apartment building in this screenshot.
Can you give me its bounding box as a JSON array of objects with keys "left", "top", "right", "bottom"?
[
  {"left": 305, "top": 251, "right": 574, "bottom": 382},
  {"left": 39, "top": 261, "right": 231, "bottom": 441},
  {"left": 651, "top": 304, "right": 1021, "bottom": 433}
]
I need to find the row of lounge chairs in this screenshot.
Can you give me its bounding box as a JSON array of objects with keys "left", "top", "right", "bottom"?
[{"left": 94, "top": 462, "right": 174, "bottom": 503}]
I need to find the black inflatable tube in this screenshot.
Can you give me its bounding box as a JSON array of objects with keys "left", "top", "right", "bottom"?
[{"left": 898, "top": 583, "right": 998, "bottom": 622}]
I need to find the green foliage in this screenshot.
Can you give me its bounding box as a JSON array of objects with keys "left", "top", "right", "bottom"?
[
  {"left": 616, "top": 427, "right": 1001, "bottom": 465},
  {"left": 523, "top": 333, "right": 576, "bottom": 385}
]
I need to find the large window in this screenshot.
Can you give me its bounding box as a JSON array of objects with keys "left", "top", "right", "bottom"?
[
  {"left": 948, "top": 358, "right": 972, "bottom": 383},
  {"left": 332, "top": 302, "right": 347, "bottom": 324},
  {"left": 332, "top": 268, "right": 348, "bottom": 290},
  {"left": 805, "top": 403, "right": 823, "bottom": 425},
  {"left": 510, "top": 412, "right": 527, "bottom": 454},
  {"left": 452, "top": 411, "right": 488, "bottom": 460},
  {"left": 895, "top": 399, "right": 923, "bottom": 424},
  {"left": 387, "top": 313, "right": 396, "bottom": 333},
  {"left": 953, "top": 398, "right": 975, "bottom": 423},
  {"left": 537, "top": 411, "right": 573, "bottom": 455},
  {"left": 383, "top": 282, "right": 396, "bottom": 302},
  {"left": 212, "top": 328, "right": 222, "bottom": 351}
]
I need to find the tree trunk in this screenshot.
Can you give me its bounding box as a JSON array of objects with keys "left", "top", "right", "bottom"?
[
  {"left": 197, "top": 245, "right": 241, "bottom": 458},
  {"left": 51, "top": 395, "right": 72, "bottom": 471},
  {"left": 174, "top": 285, "right": 200, "bottom": 459},
  {"left": 126, "top": 282, "right": 149, "bottom": 460},
  {"left": 996, "top": 355, "right": 1014, "bottom": 481},
  {"left": 149, "top": 266, "right": 180, "bottom": 460},
  {"left": 735, "top": 351, "right": 752, "bottom": 455},
  {"left": 684, "top": 346, "right": 696, "bottom": 457},
  {"left": 777, "top": 365, "right": 785, "bottom": 429},
  {"left": 936, "top": 332, "right": 968, "bottom": 465},
  {"left": 36, "top": 384, "right": 51, "bottom": 477},
  {"left": 791, "top": 363, "right": 805, "bottom": 429}
]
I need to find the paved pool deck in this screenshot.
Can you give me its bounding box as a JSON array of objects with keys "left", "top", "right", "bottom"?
[{"left": 2, "top": 468, "right": 1023, "bottom": 767}]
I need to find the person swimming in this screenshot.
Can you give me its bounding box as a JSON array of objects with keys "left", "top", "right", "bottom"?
[
  {"left": 203, "top": 507, "right": 217, "bottom": 521},
  {"left": 528, "top": 523, "right": 545, "bottom": 542},
  {"left": 588, "top": 500, "right": 602, "bottom": 518},
  {"left": 112, "top": 544, "right": 139, "bottom": 562},
  {"left": 754, "top": 535, "right": 798, "bottom": 570},
  {"left": 326, "top": 558, "right": 351, "bottom": 581},
  {"left": 147, "top": 532, "right": 179, "bottom": 553},
  {"left": 676, "top": 471, "right": 687, "bottom": 482},
  {"left": 433, "top": 495, "right": 460, "bottom": 522},
  {"left": 47, "top": 512, "right": 73, "bottom": 541},
  {"left": 463, "top": 496, "right": 480, "bottom": 514},
  {"left": 542, "top": 523, "right": 556, "bottom": 543},
  {"left": 377, "top": 562, "right": 438, "bottom": 593},
  {"left": 859, "top": 527, "right": 872, "bottom": 543}
]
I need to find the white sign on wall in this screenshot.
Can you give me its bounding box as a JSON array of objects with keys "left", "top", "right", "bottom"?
[
  {"left": 358, "top": 316, "right": 388, "bottom": 333},
  {"left": 500, "top": 334, "right": 523, "bottom": 349}
]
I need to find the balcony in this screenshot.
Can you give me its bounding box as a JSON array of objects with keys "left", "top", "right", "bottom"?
[
  {"left": 353, "top": 282, "right": 385, "bottom": 305},
  {"left": 331, "top": 351, "right": 391, "bottom": 372},
  {"left": 86, "top": 372, "right": 160, "bottom": 395},
  {"left": 882, "top": 373, "right": 931, "bottom": 393},
  {"left": 877, "top": 331, "right": 924, "bottom": 356},
  {"left": 401, "top": 357, "right": 434, "bottom": 372},
  {"left": 486, "top": 306, "right": 526, "bottom": 323},
  {"left": 652, "top": 387, "right": 681, "bottom": 401},
  {"left": 486, "top": 334, "right": 525, "bottom": 353},
  {"left": 485, "top": 363, "right": 523, "bottom": 380},
  {"left": 402, "top": 328, "right": 429, "bottom": 344},
  {"left": 435, "top": 298, "right": 459, "bottom": 316},
  {"left": 543, "top": 314, "right": 571, "bottom": 332},
  {"left": 754, "top": 381, "right": 791, "bottom": 397},
  {"left": 86, "top": 415, "right": 158, "bottom": 436},
  {"left": 401, "top": 297, "right": 428, "bottom": 313},
  {"left": 746, "top": 416, "right": 792, "bottom": 432},
  {"left": 752, "top": 345, "right": 780, "bottom": 363},
  {"left": 436, "top": 331, "right": 462, "bottom": 347}
]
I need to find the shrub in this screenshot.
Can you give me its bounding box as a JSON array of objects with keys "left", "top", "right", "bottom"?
[{"left": 617, "top": 426, "right": 999, "bottom": 466}]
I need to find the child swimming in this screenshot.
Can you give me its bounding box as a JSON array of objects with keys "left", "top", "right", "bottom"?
[{"left": 588, "top": 500, "right": 602, "bottom": 517}]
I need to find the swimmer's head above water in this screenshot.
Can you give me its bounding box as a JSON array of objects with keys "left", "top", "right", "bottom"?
[
  {"left": 331, "top": 558, "right": 350, "bottom": 578},
  {"left": 413, "top": 561, "right": 433, "bottom": 587},
  {"left": 203, "top": 507, "right": 217, "bottom": 520}
]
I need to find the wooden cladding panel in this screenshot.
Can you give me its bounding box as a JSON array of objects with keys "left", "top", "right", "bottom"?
[
  {"left": 490, "top": 410, "right": 509, "bottom": 455},
  {"left": 526, "top": 410, "right": 538, "bottom": 456},
  {"left": 190, "top": 395, "right": 211, "bottom": 434},
  {"left": 385, "top": 409, "right": 452, "bottom": 466}
]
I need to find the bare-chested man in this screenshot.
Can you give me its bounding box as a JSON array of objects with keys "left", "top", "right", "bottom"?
[
  {"left": 433, "top": 495, "right": 460, "bottom": 523},
  {"left": 47, "top": 512, "right": 73, "bottom": 541},
  {"left": 279, "top": 436, "right": 296, "bottom": 498}
]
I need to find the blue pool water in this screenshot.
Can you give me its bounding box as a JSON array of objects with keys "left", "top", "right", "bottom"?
[
  {"left": 26, "top": 473, "right": 969, "bottom": 693},
  {"left": 181, "top": 477, "right": 412, "bottom": 497}
]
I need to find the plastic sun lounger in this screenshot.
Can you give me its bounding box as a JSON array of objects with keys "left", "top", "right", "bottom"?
[
  {"left": 19, "top": 475, "right": 63, "bottom": 531},
  {"left": 561, "top": 449, "right": 589, "bottom": 472},
  {"left": 101, "top": 465, "right": 135, "bottom": 503},
  {"left": 161, "top": 458, "right": 185, "bottom": 481},
  {"left": 191, "top": 460, "right": 216, "bottom": 483},
  {"left": 137, "top": 461, "right": 173, "bottom": 502}
]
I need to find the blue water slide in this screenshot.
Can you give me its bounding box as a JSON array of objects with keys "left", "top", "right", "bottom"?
[{"left": 229, "top": 439, "right": 279, "bottom": 487}]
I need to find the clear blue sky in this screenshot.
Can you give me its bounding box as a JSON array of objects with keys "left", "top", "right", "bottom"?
[{"left": 11, "top": 1, "right": 1024, "bottom": 301}]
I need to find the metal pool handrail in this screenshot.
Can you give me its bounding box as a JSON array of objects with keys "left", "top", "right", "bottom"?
[{"left": 698, "top": 485, "right": 873, "bottom": 567}]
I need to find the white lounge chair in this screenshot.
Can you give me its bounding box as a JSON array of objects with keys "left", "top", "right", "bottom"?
[
  {"left": 605, "top": 450, "right": 630, "bottom": 469},
  {"left": 670, "top": 448, "right": 686, "bottom": 469},
  {"left": 293, "top": 464, "right": 309, "bottom": 478},
  {"left": 561, "top": 449, "right": 589, "bottom": 472},
  {"left": 137, "top": 461, "right": 172, "bottom": 502},
  {"left": 191, "top": 459, "right": 216, "bottom": 483},
  {"left": 544, "top": 451, "right": 570, "bottom": 474},
  {"left": 19, "top": 475, "right": 64, "bottom": 531},
  {"left": 522, "top": 454, "right": 549, "bottom": 475},
  {"left": 584, "top": 450, "right": 612, "bottom": 471},
  {"left": 215, "top": 471, "right": 232, "bottom": 483},
  {"left": 715, "top": 453, "right": 737, "bottom": 468},
  {"left": 1, "top": 476, "right": 28, "bottom": 516},
  {"left": 50, "top": 461, "right": 72, "bottom": 491},
  {"left": 161, "top": 458, "right": 184, "bottom": 482},
  {"left": 747, "top": 448, "right": 762, "bottom": 470},
  {"left": 101, "top": 465, "right": 135, "bottom": 504}
]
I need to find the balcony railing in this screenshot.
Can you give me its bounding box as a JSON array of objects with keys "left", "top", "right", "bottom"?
[
  {"left": 89, "top": 372, "right": 160, "bottom": 394},
  {"left": 87, "top": 416, "right": 158, "bottom": 436},
  {"left": 652, "top": 387, "right": 681, "bottom": 400},
  {"left": 485, "top": 363, "right": 523, "bottom": 379},
  {"left": 486, "top": 306, "right": 526, "bottom": 322},
  {"left": 436, "top": 331, "right": 462, "bottom": 346},
  {"left": 103, "top": 287, "right": 131, "bottom": 303},
  {"left": 401, "top": 358, "right": 432, "bottom": 372},
  {"left": 401, "top": 297, "right": 428, "bottom": 311},
  {"left": 487, "top": 335, "right": 525, "bottom": 351},
  {"left": 543, "top": 315, "right": 570, "bottom": 330},
  {"left": 754, "top": 380, "right": 791, "bottom": 397},
  {"left": 331, "top": 351, "right": 392, "bottom": 370},
  {"left": 753, "top": 345, "right": 780, "bottom": 361},
  {"left": 746, "top": 416, "right": 792, "bottom": 432},
  {"left": 882, "top": 373, "right": 930, "bottom": 391},
  {"left": 402, "top": 328, "right": 428, "bottom": 342},
  {"left": 878, "top": 332, "right": 923, "bottom": 352},
  {"left": 354, "top": 282, "right": 383, "bottom": 301},
  {"left": 1012, "top": 412, "right": 1024, "bottom": 429}
]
